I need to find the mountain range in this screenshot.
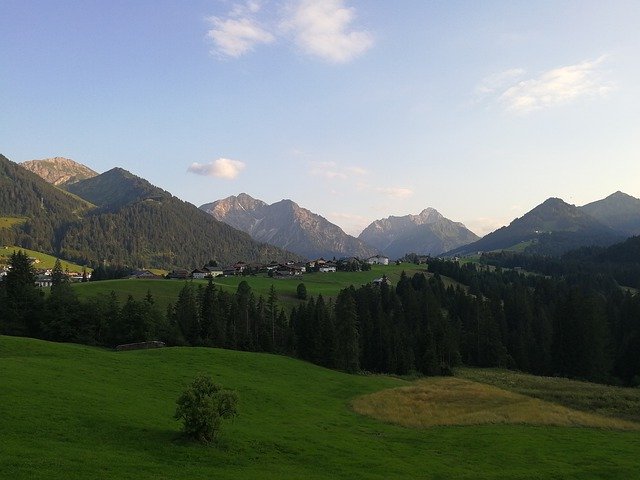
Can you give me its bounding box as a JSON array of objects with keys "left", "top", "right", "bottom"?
[
  {"left": 200, "top": 193, "right": 378, "bottom": 260},
  {"left": 446, "top": 195, "right": 640, "bottom": 256},
  {"left": 6, "top": 155, "right": 640, "bottom": 265},
  {"left": 1, "top": 155, "right": 297, "bottom": 268},
  {"left": 358, "top": 208, "right": 479, "bottom": 259}
]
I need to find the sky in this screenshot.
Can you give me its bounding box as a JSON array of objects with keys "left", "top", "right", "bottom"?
[{"left": 2, "top": 0, "right": 640, "bottom": 236}]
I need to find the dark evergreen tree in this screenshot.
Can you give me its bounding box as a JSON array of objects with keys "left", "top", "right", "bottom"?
[
  {"left": 335, "top": 288, "right": 359, "bottom": 373},
  {"left": 2, "top": 250, "right": 43, "bottom": 336}
]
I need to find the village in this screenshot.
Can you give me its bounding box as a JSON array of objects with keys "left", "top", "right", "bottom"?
[
  {"left": 0, "top": 253, "right": 392, "bottom": 286},
  {"left": 147, "top": 254, "right": 390, "bottom": 280}
]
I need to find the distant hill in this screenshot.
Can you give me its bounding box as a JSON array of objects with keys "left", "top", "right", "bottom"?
[
  {"left": 358, "top": 208, "right": 479, "bottom": 259},
  {"left": 0, "top": 153, "right": 93, "bottom": 253},
  {"left": 201, "top": 193, "right": 379, "bottom": 259},
  {"left": 447, "top": 197, "right": 624, "bottom": 256},
  {"left": 66, "top": 167, "right": 170, "bottom": 210},
  {"left": 1, "top": 154, "right": 298, "bottom": 268},
  {"left": 580, "top": 191, "right": 640, "bottom": 237},
  {"left": 61, "top": 170, "right": 300, "bottom": 267},
  {"left": 21, "top": 157, "right": 98, "bottom": 186}
]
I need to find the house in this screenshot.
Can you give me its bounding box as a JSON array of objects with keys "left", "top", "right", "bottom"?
[
  {"left": 35, "top": 274, "right": 53, "bottom": 288},
  {"left": 191, "top": 268, "right": 209, "bottom": 279},
  {"left": 367, "top": 255, "right": 389, "bottom": 266},
  {"left": 372, "top": 275, "right": 391, "bottom": 286},
  {"left": 222, "top": 266, "right": 238, "bottom": 276},
  {"left": 130, "top": 269, "right": 163, "bottom": 279},
  {"left": 293, "top": 262, "right": 307, "bottom": 273},
  {"left": 234, "top": 262, "right": 247, "bottom": 273},
  {"left": 167, "top": 269, "right": 190, "bottom": 280},
  {"left": 203, "top": 265, "right": 224, "bottom": 277},
  {"left": 307, "top": 258, "right": 327, "bottom": 269},
  {"left": 274, "top": 264, "right": 304, "bottom": 277},
  {"left": 318, "top": 262, "right": 337, "bottom": 273}
]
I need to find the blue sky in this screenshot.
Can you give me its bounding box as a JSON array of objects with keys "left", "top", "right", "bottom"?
[{"left": 2, "top": 1, "right": 639, "bottom": 236}]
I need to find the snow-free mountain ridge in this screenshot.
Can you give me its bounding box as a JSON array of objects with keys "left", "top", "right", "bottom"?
[
  {"left": 358, "top": 208, "right": 479, "bottom": 259},
  {"left": 201, "top": 193, "right": 379, "bottom": 260}
]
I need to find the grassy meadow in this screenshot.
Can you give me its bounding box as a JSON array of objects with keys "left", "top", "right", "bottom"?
[
  {"left": 2, "top": 335, "right": 640, "bottom": 479},
  {"left": 1, "top": 245, "right": 90, "bottom": 272},
  {"left": 352, "top": 376, "right": 640, "bottom": 430},
  {"left": 0, "top": 217, "right": 27, "bottom": 229},
  {"left": 70, "top": 263, "right": 443, "bottom": 311},
  {"left": 458, "top": 368, "right": 640, "bottom": 423}
]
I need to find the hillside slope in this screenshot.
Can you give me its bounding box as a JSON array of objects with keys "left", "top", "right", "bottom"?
[
  {"left": 1, "top": 154, "right": 297, "bottom": 268},
  {"left": 201, "top": 193, "right": 378, "bottom": 259},
  {"left": 62, "top": 170, "right": 300, "bottom": 267},
  {"left": 580, "top": 191, "right": 640, "bottom": 237},
  {"left": 0, "top": 153, "right": 93, "bottom": 252},
  {"left": 447, "top": 197, "right": 623, "bottom": 256},
  {"left": 2, "top": 336, "right": 639, "bottom": 480}
]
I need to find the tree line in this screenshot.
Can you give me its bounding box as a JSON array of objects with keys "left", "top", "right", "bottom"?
[{"left": 2, "top": 250, "right": 640, "bottom": 386}]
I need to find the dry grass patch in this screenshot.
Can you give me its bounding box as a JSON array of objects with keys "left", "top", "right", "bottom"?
[{"left": 352, "top": 377, "right": 640, "bottom": 430}]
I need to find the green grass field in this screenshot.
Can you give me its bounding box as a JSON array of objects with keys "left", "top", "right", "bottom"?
[
  {"left": 70, "top": 263, "right": 444, "bottom": 311},
  {"left": 0, "top": 217, "right": 27, "bottom": 229},
  {"left": 2, "top": 336, "right": 640, "bottom": 479},
  {"left": 458, "top": 368, "right": 640, "bottom": 423},
  {"left": 1, "top": 245, "right": 91, "bottom": 272}
]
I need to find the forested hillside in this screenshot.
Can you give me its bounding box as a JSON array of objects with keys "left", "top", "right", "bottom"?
[
  {"left": 447, "top": 197, "right": 624, "bottom": 256},
  {"left": 0, "top": 155, "right": 298, "bottom": 268},
  {"left": 0, "top": 154, "right": 93, "bottom": 252}
]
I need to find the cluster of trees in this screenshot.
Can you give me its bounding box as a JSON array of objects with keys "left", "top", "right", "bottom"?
[
  {"left": 0, "top": 251, "right": 166, "bottom": 346},
  {"left": 428, "top": 259, "right": 640, "bottom": 384},
  {"left": 482, "top": 236, "right": 640, "bottom": 289},
  {"left": 3, "top": 248, "right": 640, "bottom": 386}
]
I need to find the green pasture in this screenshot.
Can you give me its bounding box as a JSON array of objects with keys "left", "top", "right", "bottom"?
[
  {"left": 458, "top": 368, "right": 640, "bottom": 423},
  {"left": 1, "top": 245, "right": 91, "bottom": 272},
  {"left": 0, "top": 217, "right": 27, "bottom": 229},
  {"left": 1, "top": 336, "right": 639, "bottom": 479},
  {"left": 71, "top": 263, "right": 438, "bottom": 312}
]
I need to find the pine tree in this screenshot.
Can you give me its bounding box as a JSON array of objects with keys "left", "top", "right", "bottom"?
[
  {"left": 335, "top": 288, "right": 360, "bottom": 373},
  {"left": 2, "top": 250, "right": 43, "bottom": 336}
]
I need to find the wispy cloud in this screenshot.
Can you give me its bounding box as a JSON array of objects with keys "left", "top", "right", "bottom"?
[
  {"left": 376, "top": 187, "right": 414, "bottom": 199},
  {"left": 206, "top": 0, "right": 373, "bottom": 63},
  {"left": 310, "top": 161, "right": 369, "bottom": 180},
  {"left": 206, "top": 1, "right": 274, "bottom": 58},
  {"left": 188, "top": 158, "right": 246, "bottom": 179},
  {"left": 282, "top": 0, "right": 374, "bottom": 63},
  {"left": 475, "top": 68, "right": 526, "bottom": 97},
  {"left": 477, "top": 56, "right": 613, "bottom": 114}
]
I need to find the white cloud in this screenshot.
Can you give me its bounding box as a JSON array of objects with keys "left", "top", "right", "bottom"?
[
  {"left": 206, "top": 2, "right": 274, "bottom": 58},
  {"left": 492, "top": 57, "right": 613, "bottom": 114},
  {"left": 283, "top": 0, "right": 374, "bottom": 63},
  {"left": 188, "top": 158, "right": 246, "bottom": 179},
  {"left": 205, "top": 0, "right": 373, "bottom": 63},
  {"left": 376, "top": 187, "right": 414, "bottom": 199}
]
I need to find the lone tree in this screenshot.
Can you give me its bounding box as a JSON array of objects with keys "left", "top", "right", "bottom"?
[
  {"left": 296, "top": 282, "right": 307, "bottom": 300},
  {"left": 174, "top": 373, "right": 238, "bottom": 443}
]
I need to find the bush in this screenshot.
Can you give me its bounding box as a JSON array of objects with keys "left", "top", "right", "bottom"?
[
  {"left": 296, "top": 282, "right": 307, "bottom": 300},
  {"left": 174, "top": 373, "right": 238, "bottom": 443}
]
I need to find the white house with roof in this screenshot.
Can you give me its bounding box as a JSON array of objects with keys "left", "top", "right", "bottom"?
[{"left": 367, "top": 255, "right": 389, "bottom": 265}]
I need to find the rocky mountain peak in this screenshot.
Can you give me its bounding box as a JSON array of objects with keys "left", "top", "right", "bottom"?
[{"left": 21, "top": 157, "right": 98, "bottom": 186}]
